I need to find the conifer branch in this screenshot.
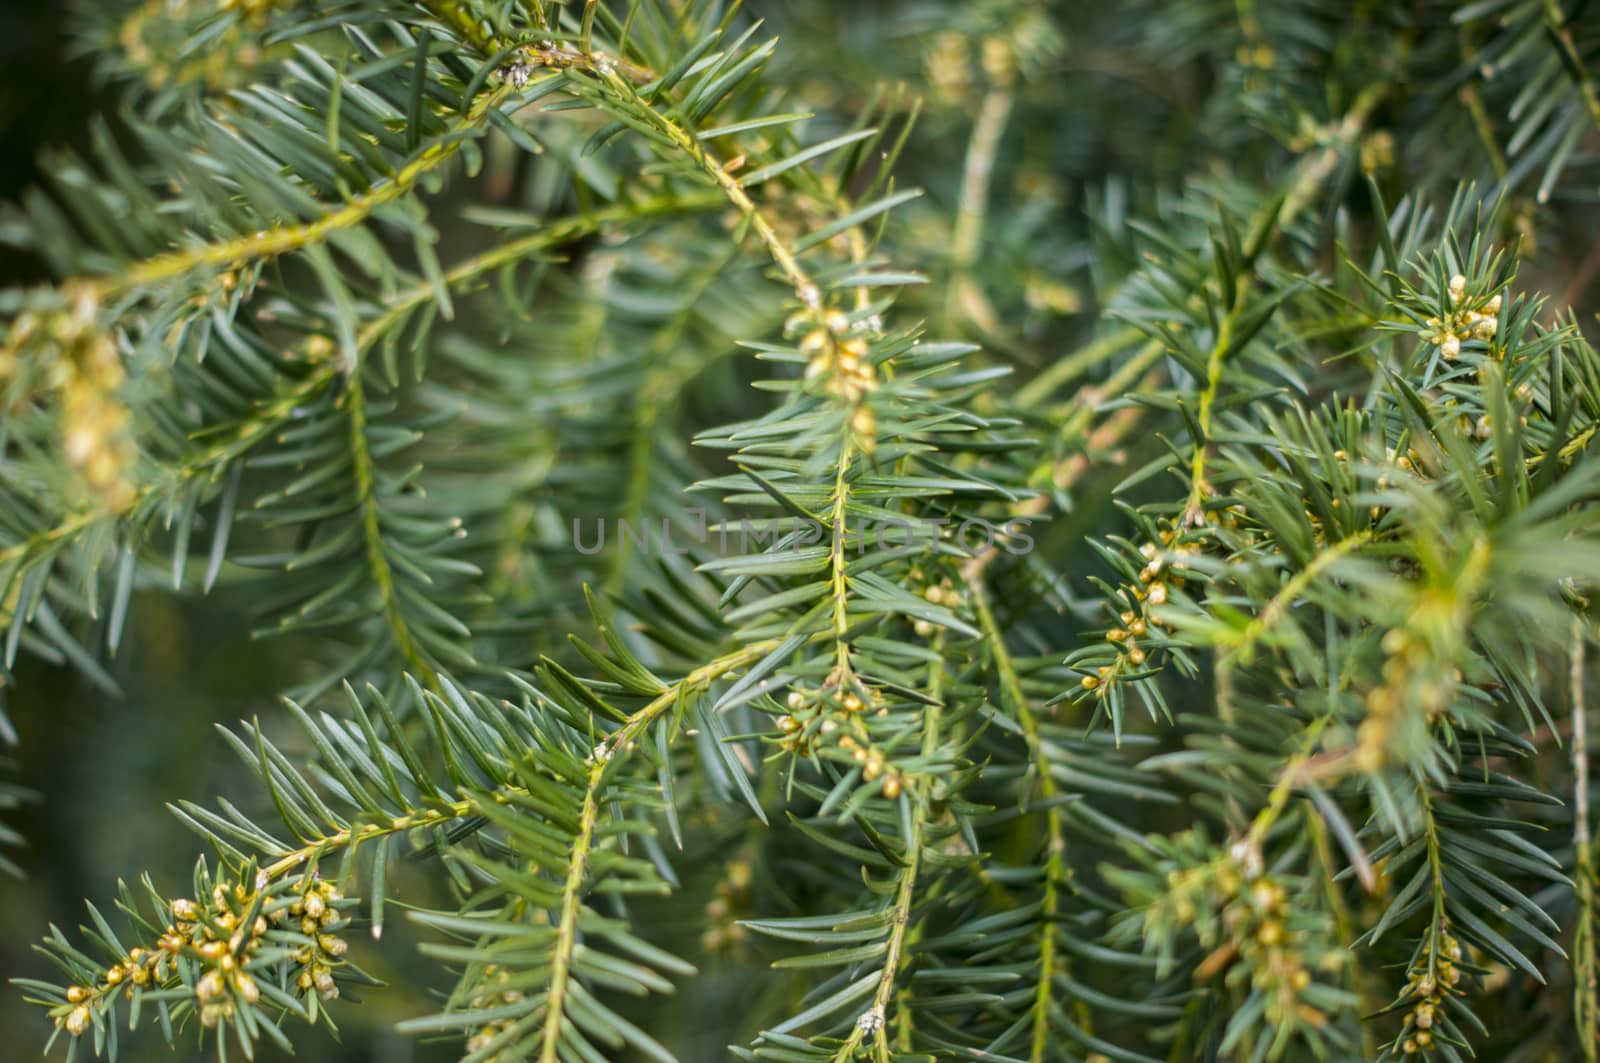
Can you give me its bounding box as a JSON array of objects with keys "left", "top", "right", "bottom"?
[
  {"left": 586, "top": 72, "right": 820, "bottom": 304},
  {"left": 0, "top": 366, "right": 337, "bottom": 569},
  {"left": 85, "top": 85, "right": 515, "bottom": 300},
  {"left": 346, "top": 368, "right": 440, "bottom": 687},
  {"left": 965, "top": 578, "right": 1069, "bottom": 1062},
  {"left": 531, "top": 640, "right": 775, "bottom": 1060},
  {"left": 1575, "top": 617, "right": 1598, "bottom": 1059},
  {"left": 538, "top": 762, "right": 601, "bottom": 1062},
  {"left": 1185, "top": 83, "right": 1385, "bottom": 524},
  {"left": 3, "top": 197, "right": 702, "bottom": 652},
  {"left": 827, "top": 648, "right": 944, "bottom": 1062}
]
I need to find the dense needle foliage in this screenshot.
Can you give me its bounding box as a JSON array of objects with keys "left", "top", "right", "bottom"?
[{"left": 2, "top": 1, "right": 1600, "bottom": 1060}]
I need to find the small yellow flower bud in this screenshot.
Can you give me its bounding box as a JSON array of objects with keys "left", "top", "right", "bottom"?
[
  {"left": 196, "top": 970, "right": 225, "bottom": 1002},
  {"left": 66, "top": 1005, "right": 90, "bottom": 1036}
]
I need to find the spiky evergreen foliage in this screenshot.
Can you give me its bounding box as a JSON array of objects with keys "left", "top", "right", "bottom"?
[{"left": 3, "top": 1, "right": 1600, "bottom": 1061}]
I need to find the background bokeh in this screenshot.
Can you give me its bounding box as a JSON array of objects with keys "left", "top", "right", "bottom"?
[{"left": 7, "top": 2, "right": 1600, "bottom": 1061}]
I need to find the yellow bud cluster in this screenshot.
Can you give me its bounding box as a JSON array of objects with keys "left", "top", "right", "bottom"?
[
  {"left": 1084, "top": 528, "right": 1198, "bottom": 699},
  {"left": 924, "top": 32, "right": 972, "bottom": 107},
  {"left": 288, "top": 878, "right": 349, "bottom": 1002},
  {"left": 835, "top": 732, "right": 901, "bottom": 794},
  {"left": 117, "top": 0, "right": 271, "bottom": 91},
  {"left": 776, "top": 687, "right": 817, "bottom": 756},
  {"left": 1395, "top": 924, "right": 1466, "bottom": 1056},
  {"left": 64, "top": 1003, "right": 91, "bottom": 1036},
  {"left": 914, "top": 574, "right": 961, "bottom": 636},
  {"left": 777, "top": 666, "right": 909, "bottom": 806},
  {"left": 7, "top": 286, "right": 136, "bottom": 508},
  {"left": 59, "top": 872, "right": 306, "bottom": 1038},
  {"left": 1356, "top": 625, "right": 1456, "bottom": 774},
  {"left": 219, "top": 0, "right": 280, "bottom": 18},
  {"left": 1169, "top": 855, "right": 1329, "bottom": 1031},
  {"left": 1422, "top": 277, "right": 1502, "bottom": 363},
  {"left": 1235, "top": 42, "right": 1276, "bottom": 69},
  {"left": 463, "top": 965, "right": 533, "bottom": 1056},
  {"left": 1360, "top": 129, "right": 1395, "bottom": 173},
  {"left": 793, "top": 305, "right": 879, "bottom": 449},
  {"left": 701, "top": 854, "right": 755, "bottom": 955}
]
